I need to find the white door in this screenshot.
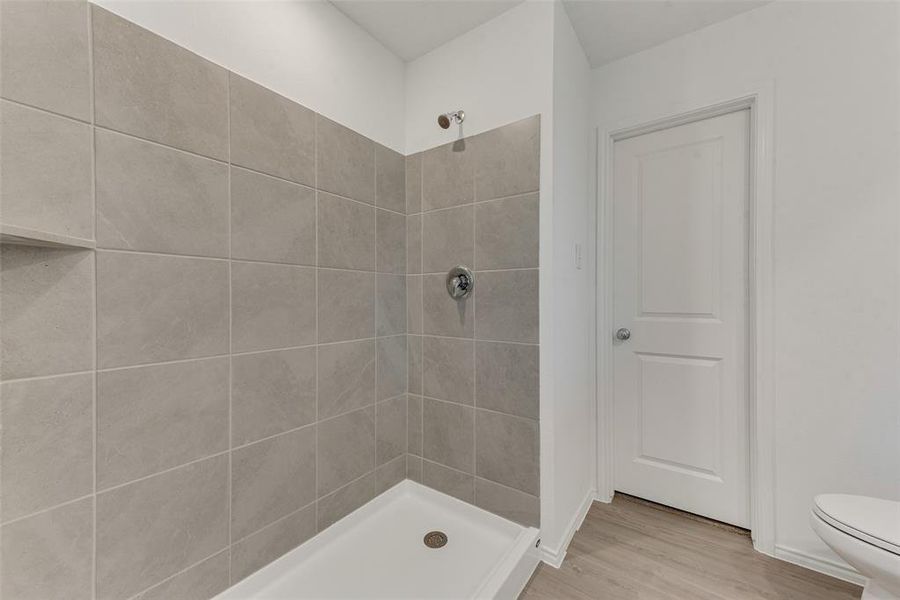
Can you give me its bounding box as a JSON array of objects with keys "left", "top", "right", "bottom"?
[{"left": 613, "top": 110, "right": 750, "bottom": 527}]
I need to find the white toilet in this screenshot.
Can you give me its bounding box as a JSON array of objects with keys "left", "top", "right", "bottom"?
[{"left": 810, "top": 494, "right": 900, "bottom": 600}]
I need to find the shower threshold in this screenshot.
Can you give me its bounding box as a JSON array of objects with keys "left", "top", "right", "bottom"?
[{"left": 215, "top": 480, "right": 541, "bottom": 600}]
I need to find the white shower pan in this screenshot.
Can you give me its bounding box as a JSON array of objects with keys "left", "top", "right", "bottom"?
[{"left": 215, "top": 480, "right": 541, "bottom": 600}]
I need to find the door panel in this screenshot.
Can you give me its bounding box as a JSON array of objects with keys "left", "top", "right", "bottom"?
[{"left": 613, "top": 110, "right": 749, "bottom": 527}]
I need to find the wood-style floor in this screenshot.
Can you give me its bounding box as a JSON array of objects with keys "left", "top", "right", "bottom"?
[{"left": 520, "top": 494, "right": 862, "bottom": 600}]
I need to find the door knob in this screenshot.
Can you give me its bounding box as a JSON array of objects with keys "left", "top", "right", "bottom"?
[{"left": 615, "top": 327, "right": 631, "bottom": 341}]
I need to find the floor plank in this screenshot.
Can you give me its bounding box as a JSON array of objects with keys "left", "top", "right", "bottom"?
[{"left": 521, "top": 494, "right": 862, "bottom": 600}]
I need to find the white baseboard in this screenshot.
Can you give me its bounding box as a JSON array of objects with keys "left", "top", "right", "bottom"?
[
  {"left": 774, "top": 545, "right": 867, "bottom": 587},
  {"left": 540, "top": 490, "right": 596, "bottom": 568}
]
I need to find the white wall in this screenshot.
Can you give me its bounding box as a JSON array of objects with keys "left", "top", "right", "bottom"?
[
  {"left": 545, "top": 0, "right": 595, "bottom": 565},
  {"left": 592, "top": 0, "right": 900, "bottom": 571},
  {"left": 404, "top": 0, "right": 554, "bottom": 155},
  {"left": 91, "top": 0, "right": 406, "bottom": 151}
]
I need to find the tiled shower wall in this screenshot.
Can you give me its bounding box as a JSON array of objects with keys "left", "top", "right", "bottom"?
[
  {"left": 1, "top": 3, "right": 541, "bottom": 598},
  {"left": 405, "top": 116, "right": 541, "bottom": 528},
  {"left": 0, "top": 4, "right": 408, "bottom": 599}
]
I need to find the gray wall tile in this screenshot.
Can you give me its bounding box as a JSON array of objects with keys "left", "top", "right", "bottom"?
[
  {"left": 231, "top": 168, "right": 316, "bottom": 265},
  {"left": 376, "top": 144, "right": 405, "bottom": 214},
  {"left": 97, "top": 251, "right": 228, "bottom": 368},
  {"left": 407, "top": 455, "right": 423, "bottom": 483},
  {"left": 96, "top": 455, "right": 229, "bottom": 600},
  {"left": 407, "top": 394, "right": 423, "bottom": 457},
  {"left": 422, "top": 139, "right": 475, "bottom": 211},
  {"left": 317, "top": 269, "right": 375, "bottom": 343},
  {"left": 375, "top": 455, "right": 406, "bottom": 494},
  {"left": 407, "top": 275, "right": 423, "bottom": 334},
  {"left": 474, "top": 269, "right": 539, "bottom": 343},
  {"left": 231, "top": 261, "right": 316, "bottom": 353},
  {"left": 96, "top": 129, "right": 229, "bottom": 257},
  {"left": 229, "top": 74, "right": 315, "bottom": 185},
  {"left": 407, "top": 117, "right": 541, "bottom": 523},
  {"left": 231, "top": 505, "right": 315, "bottom": 584},
  {"left": 92, "top": 6, "right": 228, "bottom": 159},
  {"left": 406, "top": 214, "right": 422, "bottom": 274},
  {"left": 231, "top": 427, "right": 316, "bottom": 540},
  {"left": 318, "top": 339, "right": 375, "bottom": 420},
  {"left": 475, "top": 342, "right": 539, "bottom": 420},
  {"left": 0, "top": 498, "right": 93, "bottom": 600},
  {"left": 408, "top": 336, "right": 423, "bottom": 395},
  {"left": 377, "top": 274, "right": 407, "bottom": 336},
  {"left": 0, "top": 0, "right": 91, "bottom": 120},
  {"left": 376, "top": 209, "right": 406, "bottom": 274},
  {"left": 317, "top": 116, "right": 375, "bottom": 204},
  {"left": 475, "top": 478, "right": 539, "bottom": 527},
  {"left": 0, "top": 100, "right": 93, "bottom": 240},
  {"left": 423, "top": 398, "right": 473, "bottom": 474},
  {"left": 317, "top": 192, "right": 375, "bottom": 271},
  {"left": 422, "top": 273, "right": 473, "bottom": 338},
  {"left": 377, "top": 335, "right": 407, "bottom": 401},
  {"left": 475, "top": 410, "right": 539, "bottom": 496},
  {"left": 377, "top": 395, "right": 407, "bottom": 465},
  {"left": 422, "top": 205, "right": 473, "bottom": 274},
  {"left": 0, "top": 374, "right": 93, "bottom": 522},
  {"left": 97, "top": 358, "right": 229, "bottom": 489},
  {"left": 317, "top": 407, "right": 375, "bottom": 496},
  {"left": 405, "top": 153, "right": 422, "bottom": 215},
  {"left": 134, "top": 551, "right": 230, "bottom": 600},
  {"left": 423, "top": 336, "right": 474, "bottom": 405},
  {"left": 423, "top": 460, "right": 474, "bottom": 503},
  {"left": 232, "top": 348, "right": 316, "bottom": 446},
  {"left": 1, "top": 246, "right": 94, "bottom": 379},
  {"left": 317, "top": 472, "right": 375, "bottom": 531},
  {"left": 475, "top": 193, "right": 539, "bottom": 270},
  {"left": 474, "top": 115, "right": 540, "bottom": 201}
]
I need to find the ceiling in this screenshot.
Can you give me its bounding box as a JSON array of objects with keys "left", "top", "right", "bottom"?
[
  {"left": 330, "top": 0, "right": 523, "bottom": 62},
  {"left": 563, "top": 0, "right": 769, "bottom": 67},
  {"left": 332, "top": 0, "right": 768, "bottom": 67}
]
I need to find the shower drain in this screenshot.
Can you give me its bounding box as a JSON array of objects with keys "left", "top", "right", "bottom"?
[{"left": 423, "top": 530, "right": 448, "bottom": 549}]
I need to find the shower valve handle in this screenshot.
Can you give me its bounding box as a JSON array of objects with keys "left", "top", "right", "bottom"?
[{"left": 446, "top": 266, "right": 475, "bottom": 299}]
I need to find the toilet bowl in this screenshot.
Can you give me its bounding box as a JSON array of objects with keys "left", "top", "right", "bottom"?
[{"left": 810, "top": 494, "right": 900, "bottom": 600}]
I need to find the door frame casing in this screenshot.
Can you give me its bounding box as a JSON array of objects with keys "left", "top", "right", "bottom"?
[{"left": 594, "top": 82, "right": 776, "bottom": 555}]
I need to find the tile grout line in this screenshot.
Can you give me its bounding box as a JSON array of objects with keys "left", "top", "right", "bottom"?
[
  {"left": 313, "top": 114, "right": 320, "bottom": 531},
  {"left": 421, "top": 266, "right": 539, "bottom": 275},
  {"left": 406, "top": 332, "right": 539, "bottom": 347},
  {"left": 472, "top": 171, "right": 478, "bottom": 505},
  {"left": 0, "top": 492, "right": 96, "bottom": 529},
  {"left": 230, "top": 497, "right": 316, "bottom": 548},
  {"left": 419, "top": 457, "right": 539, "bottom": 501},
  {"left": 81, "top": 410, "right": 354, "bottom": 506},
  {"left": 95, "top": 449, "right": 230, "bottom": 497},
  {"left": 420, "top": 394, "right": 537, "bottom": 423},
  {"left": 373, "top": 140, "right": 379, "bottom": 490},
  {"left": 0, "top": 334, "right": 412, "bottom": 386},
  {"left": 90, "top": 113, "right": 408, "bottom": 220},
  {"left": 419, "top": 155, "right": 425, "bottom": 485},
  {"left": 0, "top": 95, "right": 92, "bottom": 125},
  {"left": 125, "top": 547, "right": 230, "bottom": 600},
  {"left": 88, "top": 2, "right": 98, "bottom": 597},
  {"left": 403, "top": 161, "right": 410, "bottom": 481},
  {"left": 226, "top": 69, "right": 234, "bottom": 585},
  {"left": 413, "top": 189, "right": 540, "bottom": 217}
]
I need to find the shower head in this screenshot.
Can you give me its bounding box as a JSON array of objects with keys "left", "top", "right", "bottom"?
[{"left": 438, "top": 110, "right": 465, "bottom": 129}]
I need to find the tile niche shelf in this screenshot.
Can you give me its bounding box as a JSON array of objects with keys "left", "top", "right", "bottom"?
[{"left": 0, "top": 223, "right": 95, "bottom": 249}]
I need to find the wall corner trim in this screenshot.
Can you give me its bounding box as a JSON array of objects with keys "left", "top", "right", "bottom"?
[
  {"left": 773, "top": 545, "right": 865, "bottom": 587},
  {"left": 540, "top": 488, "right": 595, "bottom": 568}
]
